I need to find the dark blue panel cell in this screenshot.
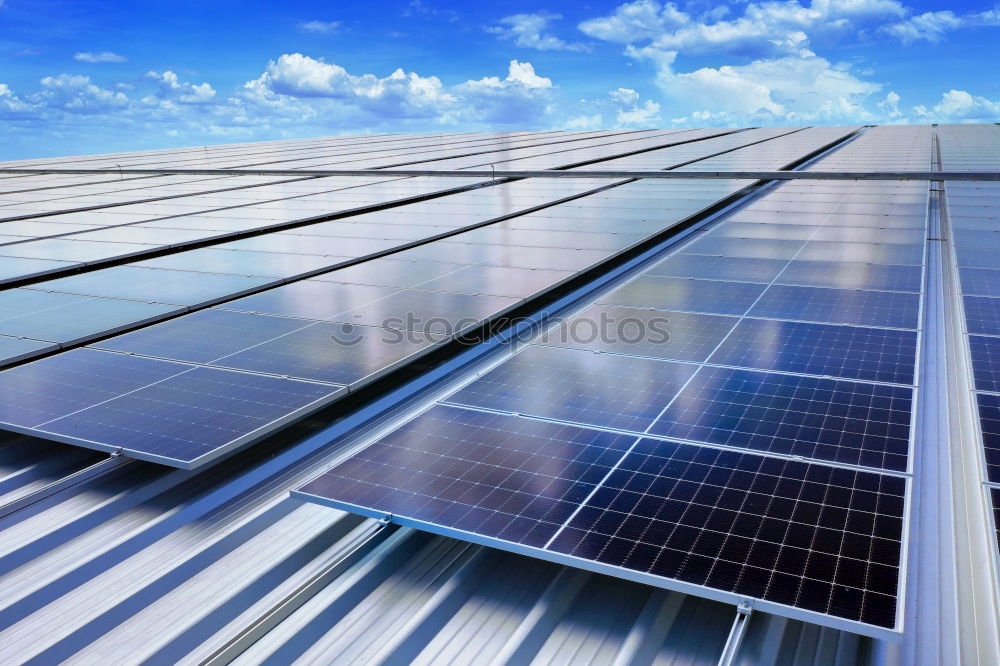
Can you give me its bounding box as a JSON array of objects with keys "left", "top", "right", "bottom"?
[
  {"left": 95, "top": 309, "right": 307, "bottom": 364},
  {"left": 644, "top": 255, "right": 788, "bottom": 283},
  {"left": 647, "top": 366, "right": 913, "bottom": 471},
  {"left": 749, "top": 285, "right": 920, "bottom": 330},
  {"left": 708, "top": 319, "right": 918, "bottom": 385},
  {"left": 599, "top": 276, "right": 766, "bottom": 316},
  {"left": 991, "top": 488, "right": 1000, "bottom": 556},
  {"left": 963, "top": 296, "right": 1000, "bottom": 336},
  {"left": 548, "top": 439, "right": 905, "bottom": 628},
  {"left": 0, "top": 348, "right": 190, "bottom": 428},
  {"left": 295, "top": 404, "right": 640, "bottom": 548},
  {"left": 774, "top": 261, "right": 922, "bottom": 293},
  {"left": 959, "top": 268, "right": 1000, "bottom": 298},
  {"left": 41, "top": 365, "right": 343, "bottom": 466},
  {"left": 969, "top": 336, "right": 1000, "bottom": 393},
  {"left": 538, "top": 305, "right": 736, "bottom": 363},
  {"left": 446, "top": 345, "right": 697, "bottom": 434},
  {"left": 978, "top": 393, "right": 1000, "bottom": 484}
]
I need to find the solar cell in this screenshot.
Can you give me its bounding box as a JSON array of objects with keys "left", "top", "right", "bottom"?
[
  {"left": 599, "top": 276, "right": 766, "bottom": 316},
  {"left": 445, "top": 345, "right": 698, "bottom": 434},
  {"left": 977, "top": 393, "right": 1000, "bottom": 484},
  {"left": 218, "top": 281, "right": 399, "bottom": 321},
  {"left": 0, "top": 335, "right": 58, "bottom": 365},
  {"left": 793, "top": 243, "right": 924, "bottom": 266},
  {"left": 969, "top": 336, "right": 1000, "bottom": 393},
  {"left": 293, "top": 404, "right": 906, "bottom": 632},
  {"left": 959, "top": 268, "right": 1000, "bottom": 298},
  {"left": 963, "top": 296, "right": 1000, "bottom": 336},
  {"left": 646, "top": 365, "right": 912, "bottom": 472},
  {"left": 774, "top": 261, "right": 922, "bottom": 293},
  {"left": 707, "top": 318, "right": 918, "bottom": 385},
  {"left": 749, "top": 285, "right": 921, "bottom": 330},
  {"left": 0, "top": 295, "right": 181, "bottom": 345},
  {"left": 681, "top": 237, "right": 805, "bottom": 260},
  {"left": 0, "top": 256, "right": 78, "bottom": 284}
]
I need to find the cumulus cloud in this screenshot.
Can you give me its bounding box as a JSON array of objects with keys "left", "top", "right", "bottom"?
[
  {"left": 35, "top": 74, "right": 129, "bottom": 113},
  {"left": 144, "top": 70, "right": 217, "bottom": 104},
  {"left": 299, "top": 20, "right": 341, "bottom": 33},
  {"left": 73, "top": 51, "right": 127, "bottom": 63},
  {"left": 915, "top": 89, "right": 1000, "bottom": 122},
  {"left": 883, "top": 6, "right": 1000, "bottom": 43},
  {"left": 486, "top": 11, "right": 590, "bottom": 51},
  {"left": 579, "top": 0, "right": 906, "bottom": 58}
]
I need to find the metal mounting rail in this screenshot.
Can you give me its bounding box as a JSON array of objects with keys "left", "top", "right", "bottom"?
[{"left": 2, "top": 167, "right": 1000, "bottom": 180}]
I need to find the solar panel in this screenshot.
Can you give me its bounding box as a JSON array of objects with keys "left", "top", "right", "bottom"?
[
  {"left": 599, "top": 277, "right": 767, "bottom": 316},
  {"left": 773, "top": 261, "right": 922, "bottom": 293},
  {"left": 749, "top": 285, "right": 921, "bottom": 330},
  {"left": 0, "top": 348, "right": 345, "bottom": 466},
  {"left": 977, "top": 393, "right": 1000, "bottom": 484},
  {"left": 707, "top": 318, "right": 918, "bottom": 385},
  {"left": 963, "top": 296, "right": 1000, "bottom": 336},
  {"left": 293, "top": 404, "right": 906, "bottom": 633},
  {"left": 445, "top": 345, "right": 699, "bottom": 434},
  {"left": 643, "top": 255, "right": 788, "bottom": 283},
  {"left": 0, "top": 335, "right": 58, "bottom": 365},
  {"left": 959, "top": 268, "right": 1000, "bottom": 298}
]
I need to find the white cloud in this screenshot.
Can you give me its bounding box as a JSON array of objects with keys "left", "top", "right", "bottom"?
[
  {"left": 73, "top": 51, "right": 127, "bottom": 63},
  {"left": 877, "top": 90, "right": 902, "bottom": 118},
  {"left": 486, "top": 11, "right": 590, "bottom": 51},
  {"left": 645, "top": 53, "right": 881, "bottom": 123},
  {"left": 299, "top": 20, "right": 341, "bottom": 33},
  {"left": 463, "top": 60, "right": 552, "bottom": 91},
  {"left": 579, "top": 0, "right": 907, "bottom": 58},
  {"left": 915, "top": 89, "right": 1000, "bottom": 122},
  {"left": 609, "top": 87, "right": 640, "bottom": 105},
  {"left": 34, "top": 74, "right": 128, "bottom": 113},
  {"left": 883, "top": 6, "right": 1000, "bottom": 43},
  {"left": 144, "top": 70, "right": 217, "bottom": 104},
  {"left": 617, "top": 99, "right": 661, "bottom": 126},
  {"left": 566, "top": 113, "right": 603, "bottom": 128}
]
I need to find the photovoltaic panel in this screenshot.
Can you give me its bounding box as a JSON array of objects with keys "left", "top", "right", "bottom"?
[
  {"left": 749, "top": 285, "right": 921, "bottom": 330},
  {"left": 793, "top": 242, "right": 924, "bottom": 266},
  {"left": 446, "top": 345, "right": 698, "bottom": 434},
  {"left": 969, "top": 336, "right": 1000, "bottom": 393},
  {"left": 293, "top": 404, "right": 906, "bottom": 634},
  {"left": 958, "top": 268, "right": 1000, "bottom": 298},
  {"left": 537, "top": 305, "right": 737, "bottom": 363},
  {"left": 598, "top": 276, "right": 767, "bottom": 316},
  {"left": 643, "top": 255, "right": 788, "bottom": 283},
  {"left": 707, "top": 318, "right": 918, "bottom": 385},
  {"left": 773, "top": 261, "right": 923, "bottom": 293},
  {"left": 0, "top": 348, "right": 345, "bottom": 467},
  {"left": 0, "top": 335, "right": 58, "bottom": 365},
  {"left": 962, "top": 296, "right": 1000, "bottom": 336},
  {"left": 977, "top": 393, "right": 1000, "bottom": 484},
  {"left": 646, "top": 365, "right": 912, "bottom": 472},
  {"left": 217, "top": 281, "right": 400, "bottom": 321},
  {"left": 681, "top": 237, "right": 805, "bottom": 260}
]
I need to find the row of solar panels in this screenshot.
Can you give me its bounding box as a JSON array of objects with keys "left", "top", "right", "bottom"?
[
  {"left": 295, "top": 125, "right": 931, "bottom": 639},
  {"left": 0, "top": 126, "right": 856, "bottom": 465},
  {"left": 938, "top": 124, "right": 1000, "bottom": 566}
]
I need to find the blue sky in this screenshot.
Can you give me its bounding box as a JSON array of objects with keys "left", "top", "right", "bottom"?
[{"left": 1, "top": 0, "right": 998, "bottom": 159}]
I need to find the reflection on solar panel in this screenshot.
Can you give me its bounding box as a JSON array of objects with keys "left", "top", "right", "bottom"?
[{"left": 7, "top": 124, "right": 1000, "bottom": 643}]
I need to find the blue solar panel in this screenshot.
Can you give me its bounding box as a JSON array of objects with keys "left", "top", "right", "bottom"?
[
  {"left": 774, "top": 261, "right": 922, "bottom": 293},
  {"left": 953, "top": 246, "right": 1000, "bottom": 270},
  {"left": 0, "top": 348, "right": 344, "bottom": 466},
  {"left": 599, "top": 277, "right": 766, "bottom": 316},
  {"left": 749, "top": 286, "right": 921, "bottom": 330},
  {"left": 977, "top": 393, "right": 1000, "bottom": 484},
  {"left": 294, "top": 404, "right": 906, "bottom": 632},
  {"left": 643, "top": 255, "right": 788, "bottom": 283},
  {"left": 538, "top": 305, "right": 737, "bottom": 363},
  {"left": 0, "top": 295, "right": 183, "bottom": 345},
  {"left": 548, "top": 438, "right": 904, "bottom": 629},
  {"left": 681, "top": 237, "right": 805, "bottom": 260},
  {"left": 646, "top": 366, "right": 912, "bottom": 472},
  {"left": 959, "top": 268, "right": 1000, "bottom": 298},
  {"left": 793, "top": 243, "right": 924, "bottom": 266},
  {"left": 969, "top": 336, "right": 1000, "bottom": 393},
  {"left": 445, "top": 345, "right": 698, "bottom": 434},
  {"left": 963, "top": 296, "right": 1000, "bottom": 336},
  {"left": 708, "top": 318, "right": 918, "bottom": 385},
  {"left": 0, "top": 335, "right": 57, "bottom": 366},
  {"left": 218, "top": 281, "right": 399, "bottom": 321}
]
